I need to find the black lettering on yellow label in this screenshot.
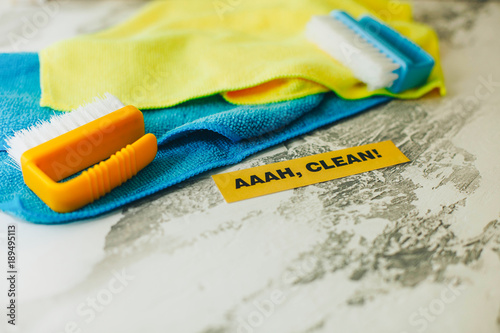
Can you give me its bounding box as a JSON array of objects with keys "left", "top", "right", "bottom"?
[{"left": 212, "top": 141, "right": 409, "bottom": 203}]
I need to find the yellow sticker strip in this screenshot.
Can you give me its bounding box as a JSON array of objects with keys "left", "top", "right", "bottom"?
[{"left": 212, "top": 140, "right": 410, "bottom": 203}]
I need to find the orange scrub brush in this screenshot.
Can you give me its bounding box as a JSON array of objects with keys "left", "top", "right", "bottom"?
[{"left": 5, "top": 94, "right": 157, "bottom": 213}]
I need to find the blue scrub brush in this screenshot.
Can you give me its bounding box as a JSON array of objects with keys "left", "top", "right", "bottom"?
[{"left": 306, "top": 10, "right": 435, "bottom": 93}]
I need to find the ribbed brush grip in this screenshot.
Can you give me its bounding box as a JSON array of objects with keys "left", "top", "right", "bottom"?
[
  {"left": 82, "top": 134, "right": 157, "bottom": 203},
  {"left": 84, "top": 144, "right": 138, "bottom": 201}
]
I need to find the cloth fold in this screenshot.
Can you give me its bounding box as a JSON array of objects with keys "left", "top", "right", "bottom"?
[
  {"left": 39, "top": 0, "right": 445, "bottom": 111},
  {"left": 0, "top": 53, "right": 388, "bottom": 223}
]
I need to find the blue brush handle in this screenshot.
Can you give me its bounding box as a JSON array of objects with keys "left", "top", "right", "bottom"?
[{"left": 331, "top": 11, "right": 435, "bottom": 93}]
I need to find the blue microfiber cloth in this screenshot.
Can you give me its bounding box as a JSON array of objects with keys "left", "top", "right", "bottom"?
[{"left": 0, "top": 53, "right": 389, "bottom": 224}]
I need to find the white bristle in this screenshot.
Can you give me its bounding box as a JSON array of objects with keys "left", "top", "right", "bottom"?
[
  {"left": 306, "top": 15, "right": 401, "bottom": 91},
  {"left": 5, "top": 93, "right": 125, "bottom": 169}
]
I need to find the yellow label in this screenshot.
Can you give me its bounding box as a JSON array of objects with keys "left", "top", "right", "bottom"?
[{"left": 212, "top": 141, "right": 410, "bottom": 203}]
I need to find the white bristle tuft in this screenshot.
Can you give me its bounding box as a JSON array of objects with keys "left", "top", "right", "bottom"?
[
  {"left": 306, "top": 15, "right": 401, "bottom": 91},
  {"left": 5, "top": 93, "right": 125, "bottom": 169}
]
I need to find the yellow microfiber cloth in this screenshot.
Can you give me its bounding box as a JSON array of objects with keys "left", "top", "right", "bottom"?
[{"left": 40, "top": 0, "right": 446, "bottom": 111}]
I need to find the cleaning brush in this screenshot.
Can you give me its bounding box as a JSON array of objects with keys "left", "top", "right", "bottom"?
[
  {"left": 305, "top": 10, "right": 435, "bottom": 93},
  {"left": 5, "top": 94, "right": 157, "bottom": 213}
]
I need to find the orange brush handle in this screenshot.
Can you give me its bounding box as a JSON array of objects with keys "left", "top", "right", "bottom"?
[{"left": 20, "top": 106, "right": 158, "bottom": 213}]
